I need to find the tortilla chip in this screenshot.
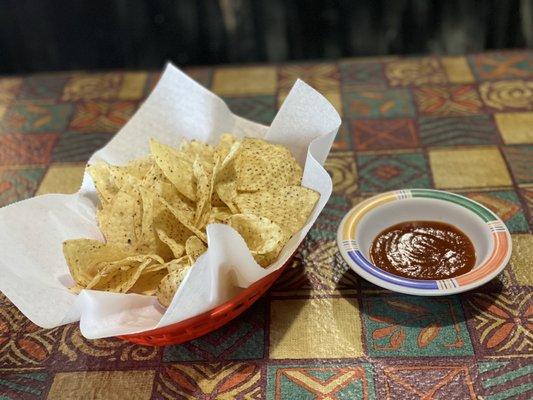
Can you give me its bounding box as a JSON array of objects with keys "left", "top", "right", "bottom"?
[
  {"left": 215, "top": 181, "right": 238, "bottom": 213},
  {"left": 163, "top": 256, "right": 191, "bottom": 274},
  {"left": 138, "top": 186, "right": 157, "bottom": 251},
  {"left": 161, "top": 198, "right": 207, "bottom": 243},
  {"left": 97, "top": 187, "right": 143, "bottom": 247},
  {"left": 129, "top": 269, "right": 168, "bottom": 295},
  {"left": 86, "top": 254, "right": 163, "bottom": 292},
  {"left": 156, "top": 266, "right": 191, "bottom": 307},
  {"left": 208, "top": 206, "right": 233, "bottom": 224},
  {"left": 63, "top": 239, "right": 135, "bottom": 286},
  {"left": 122, "top": 156, "right": 154, "bottom": 180},
  {"left": 140, "top": 163, "right": 169, "bottom": 191},
  {"left": 150, "top": 139, "right": 196, "bottom": 201},
  {"left": 156, "top": 228, "right": 185, "bottom": 259},
  {"left": 234, "top": 186, "right": 319, "bottom": 237},
  {"left": 214, "top": 133, "right": 237, "bottom": 159},
  {"left": 66, "top": 134, "right": 319, "bottom": 299},
  {"left": 152, "top": 208, "right": 195, "bottom": 251},
  {"left": 234, "top": 138, "right": 302, "bottom": 191},
  {"left": 229, "top": 214, "right": 284, "bottom": 254},
  {"left": 193, "top": 158, "right": 211, "bottom": 226},
  {"left": 180, "top": 139, "right": 215, "bottom": 167},
  {"left": 229, "top": 214, "right": 286, "bottom": 266},
  {"left": 87, "top": 162, "right": 117, "bottom": 204},
  {"left": 185, "top": 236, "right": 207, "bottom": 263}
]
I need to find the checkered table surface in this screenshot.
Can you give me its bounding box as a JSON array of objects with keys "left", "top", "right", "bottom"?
[{"left": 0, "top": 52, "right": 532, "bottom": 399}]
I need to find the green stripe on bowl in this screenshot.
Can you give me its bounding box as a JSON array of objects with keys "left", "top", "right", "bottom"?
[{"left": 409, "top": 189, "right": 496, "bottom": 223}]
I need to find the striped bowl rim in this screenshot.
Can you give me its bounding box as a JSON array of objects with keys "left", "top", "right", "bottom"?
[{"left": 337, "top": 189, "right": 512, "bottom": 295}]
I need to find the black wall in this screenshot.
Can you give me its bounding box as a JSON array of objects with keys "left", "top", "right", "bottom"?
[{"left": 1, "top": 0, "right": 531, "bottom": 74}]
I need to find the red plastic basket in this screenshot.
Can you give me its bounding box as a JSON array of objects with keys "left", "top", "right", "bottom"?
[{"left": 118, "top": 262, "right": 289, "bottom": 346}]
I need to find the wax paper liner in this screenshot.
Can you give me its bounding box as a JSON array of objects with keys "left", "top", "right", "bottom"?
[{"left": 0, "top": 64, "right": 341, "bottom": 338}]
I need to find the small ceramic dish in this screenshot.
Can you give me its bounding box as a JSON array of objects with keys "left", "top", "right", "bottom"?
[{"left": 337, "top": 189, "right": 512, "bottom": 296}]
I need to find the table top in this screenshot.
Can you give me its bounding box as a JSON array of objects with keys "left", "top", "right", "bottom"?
[{"left": 1, "top": 52, "right": 532, "bottom": 400}]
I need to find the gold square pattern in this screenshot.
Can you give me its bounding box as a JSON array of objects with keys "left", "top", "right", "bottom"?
[
  {"left": 441, "top": 57, "right": 475, "bottom": 83},
  {"left": 510, "top": 234, "right": 533, "bottom": 285},
  {"left": 269, "top": 297, "right": 363, "bottom": 359},
  {"left": 429, "top": 147, "right": 512, "bottom": 189},
  {"left": 0, "top": 78, "right": 22, "bottom": 103},
  {"left": 47, "top": 371, "right": 155, "bottom": 400},
  {"left": 36, "top": 164, "right": 85, "bottom": 195},
  {"left": 212, "top": 67, "right": 277, "bottom": 96},
  {"left": 495, "top": 113, "right": 533, "bottom": 144},
  {"left": 118, "top": 72, "right": 148, "bottom": 100}
]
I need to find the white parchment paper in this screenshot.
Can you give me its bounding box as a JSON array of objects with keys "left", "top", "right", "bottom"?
[{"left": 0, "top": 64, "right": 340, "bottom": 339}]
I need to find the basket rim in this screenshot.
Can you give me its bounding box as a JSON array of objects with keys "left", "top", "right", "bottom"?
[{"left": 118, "top": 261, "right": 290, "bottom": 340}]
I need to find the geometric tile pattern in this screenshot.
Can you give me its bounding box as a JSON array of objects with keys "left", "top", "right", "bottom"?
[
  {"left": 479, "top": 80, "right": 533, "bottom": 111},
  {"left": 0, "top": 166, "right": 46, "bottom": 206},
  {"left": 69, "top": 101, "right": 136, "bottom": 133},
  {"left": 61, "top": 73, "right": 122, "bottom": 101},
  {"left": 343, "top": 88, "right": 415, "bottom": 118},
  {"left": 0, "top": 103, "right": 73, "bottom": 133},
  {"left": 163, "top": 301, "right": 265, "bottom": 361},
  {"left": 379, "top": 365, "right": 477, "bottom": 399},
  {"left": 385, "top": 58, "right": 447, "bottom": 86},
  {"left": 49, "top": 323, "right": 161, "bottom": 369},
  {"left": 361, "top": 295, "right": 473, "bottom": 357},
  {"left": 520, "top": 187, "right": 533, "bottom": 225},
  {"left": 476, "top": 361, "right": 533, "bottom": 400},
  {"left": 502, "top": 145, "right": 533, "bottom": 184},
  {"left": 0, "top": 371, "right": 50, "bottom": 399},
  {"left": 279, "top": 64, "right": 340, "bottom": 92},
  {"left": 155, "top": 362, "right": 261, "bottom": 399},
  {"left": 52, "top": 132, "right": 113, "bottom": 162},
  {"left": 0, "top": 133, "right": 58, "bottom": 166},
  {"left": 267, "top": 363, "right": 375, "bottom": 399},
  {"left": 470, "top": 52, "right": 533, "bottom": 80},
  {"left": 357, "top": 151, "right": 430, "bottom": 192},
  {"left": 325, "top": 151, "right": 358, "bottom": 195},
  {"left": 462, "top": 190, "right": 529, "bottom": 233},
  {"left": 352, "top": 119, "right": 418, "bottom": 150},
  {"left": 18, "top": 75, "right": 69, "bottom": 103},
  {"left": 1, "top": 54, "right": 533, "bottom": 399},
  {"left": 340, "top": 60, "right": 386, "bottom": 89},
  {"left": 463, "top": 291, "right": 533, "bottom": 357},
  {"left": 418, "top": 115, "right": 498, "bottom": 146},
  {"left": 0, "top": 294, "right": 57, "bottom": 368},
  {"left": 414, "top": 85, "right": 483, "bottom": 116}
]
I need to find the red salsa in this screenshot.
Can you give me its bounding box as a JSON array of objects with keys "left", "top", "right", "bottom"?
[{"left": 370, "top": 221, "right": 475, "bottom": 280}]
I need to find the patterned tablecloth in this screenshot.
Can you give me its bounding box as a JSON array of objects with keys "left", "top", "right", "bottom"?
[{"left": 0, "top": 52, "right": 532, "bottom": 400}]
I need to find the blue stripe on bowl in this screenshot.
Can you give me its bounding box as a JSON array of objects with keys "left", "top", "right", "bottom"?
[{"left": 348, "top": 250, "right": 439, "bottom": 289}]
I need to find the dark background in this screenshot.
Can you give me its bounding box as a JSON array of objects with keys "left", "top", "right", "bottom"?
[{"left": 1, "top": 0, "right": 532, "bottom": 74}]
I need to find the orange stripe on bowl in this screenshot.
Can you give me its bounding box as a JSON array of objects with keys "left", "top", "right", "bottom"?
[{"left": 455, "top": 232, "right": 509, "bottom": 286}]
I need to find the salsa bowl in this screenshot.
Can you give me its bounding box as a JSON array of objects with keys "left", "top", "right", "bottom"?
[{"left": 337, "top": 189, "right": 512, "bottom": 296}]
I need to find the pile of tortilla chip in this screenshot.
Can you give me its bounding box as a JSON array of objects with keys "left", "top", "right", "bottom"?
[{"left": 63, "top": 134, "right": 319, "bottom": 307}]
